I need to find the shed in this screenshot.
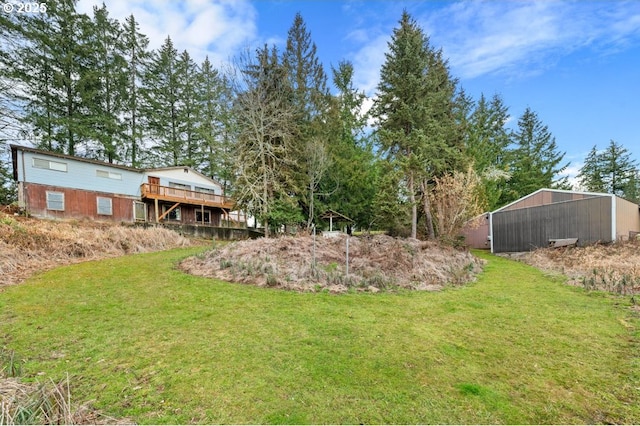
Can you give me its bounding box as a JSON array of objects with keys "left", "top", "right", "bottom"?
[
  {"left": 319, "top": 209, "right": 354, "bottom": 232},
  {"left": 487, "top": 189, "right": 640, "bottom": 253}
]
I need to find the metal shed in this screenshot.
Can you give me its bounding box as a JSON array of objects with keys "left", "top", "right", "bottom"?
[{"left": 487, "top": 189, "right": 640, "bottom": 253}]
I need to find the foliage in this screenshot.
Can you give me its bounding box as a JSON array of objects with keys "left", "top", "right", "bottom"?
[
  {"left": 373, "top": 11, "right": 464, "bottom": 239},
  {"left": 500, "top": 107, "right": 569, "bottom": 205},
  {"left": 0, "top": 249, "right": 638, "bottom": 423},
  {"left": 463, "top": 93, "right": 512, "bottom": 210},
  {"left": 429, "top": 167, "right": 486, "bottom": 241},
  {"left": 231, "top": 46, "right": 297, "bottom": 237},
  {"left": 577, "top": 140, "right": 639, "bottom": 202},
  {"left": 283, "top": 13, "right": 332, "bottom": 228}
]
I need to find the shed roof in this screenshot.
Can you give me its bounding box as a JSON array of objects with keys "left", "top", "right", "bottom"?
[{"left": 319, "top": 209, "right": 354, "bottom": 223}]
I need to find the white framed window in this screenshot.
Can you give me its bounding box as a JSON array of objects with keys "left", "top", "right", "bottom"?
[
  {"left": 96, "top": 169, "right": 122, "bottom": 180},
  {"left": 134, "top": 201, "right": 146, "bottom": 221},
  {"left": 33, "top": 158, "right": 68, "bottom": 172},
  {"left": 46, "top": 191, "right": 65, "bottom": 211},
  {"left": 97, "top": 197, "right": 113, "bottom": 215}
]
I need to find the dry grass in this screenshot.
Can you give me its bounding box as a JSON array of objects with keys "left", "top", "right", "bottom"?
[
  {"left": 0, "top": 212, "right": 193, "bottom": 287},
  {"left": 509, "top": 239, "right": 640, "bottom": 295},
  {"left": 181, "top": 233, "right": 484, "bottom": 293}
]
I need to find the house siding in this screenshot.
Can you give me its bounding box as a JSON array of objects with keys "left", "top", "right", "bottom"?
[
  {"left": 144, "top": 169, "right": 223, "bottom": 195},
  {"left": 15, "top": 149, "right": 143, "bottom": 196},
  {"left": 23, "top": 183, "right": 136, "bottom": 222}
]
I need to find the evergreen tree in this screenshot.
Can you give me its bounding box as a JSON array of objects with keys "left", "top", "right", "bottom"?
[
  {"left": 86, "top": 3, "right": 127, "bottom": 162},
  {"left": 8, "top": 0, "right": 95, "bottom": 155},
  {"left": 197, "top": 57, "right": 235, "bottom": 192},
  {"left": 578, "top": 140, "right": 638, "bottom": 199},
  {"left": 283, "top": 12, "right": 331, "bottom": 227},
  {"left": 324, "top": 60, "right": 378, "bottom": 230},
  {"left": 143, "top": 37, "right": 182, "bottom": 166},
  {"left": 373, "top": 11, "right": 464, "bottom": 239},
  {"left": 176, "top": 50, "right": 201, "bottom": 167},
  {"left": 502, "top": 107, "right": 569, "bottom": 204},
  {"left": 121, "top": 14, "right": 150, "bottom": 167},
  {"left": 465, "top": 93, "right": 512, "bottom": 210}
]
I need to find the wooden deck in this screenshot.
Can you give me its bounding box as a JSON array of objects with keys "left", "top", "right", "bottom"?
[{"left": 140, "top": 183, "right": 235, "bottom": 210}]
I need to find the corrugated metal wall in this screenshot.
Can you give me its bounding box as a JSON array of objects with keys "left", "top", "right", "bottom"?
[{"left": 492, "top": 196, "right": 612, "bottom": 252}]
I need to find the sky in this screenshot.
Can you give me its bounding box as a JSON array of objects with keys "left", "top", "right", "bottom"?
[{"left": 76, "top": 0, "right": 640, "bottom": 181}]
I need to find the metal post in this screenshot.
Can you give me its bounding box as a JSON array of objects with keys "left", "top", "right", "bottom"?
[
  {"left": 346, "top": 236, "right": 349, "bottom": 276},
  {"left": 312, "top": 224, "right": 316, "bottom": 268}
]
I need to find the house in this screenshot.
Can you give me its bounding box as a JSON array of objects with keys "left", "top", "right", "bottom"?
[
  {"left": 10, "top": 145, "right": 246, "bottom": 230},
  {"left": 462, "top": 188, "right": 640, "bottom": 253}
]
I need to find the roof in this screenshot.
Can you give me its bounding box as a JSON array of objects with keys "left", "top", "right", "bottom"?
[
  {"left": 319, "top": 209, "right": 354, "bottom": 223},
  {"left": 145, "top": 166, "right": 225, "bottom": 189},
  {"left": 492, "top": 188, "right": 615, "bottom": 214}
]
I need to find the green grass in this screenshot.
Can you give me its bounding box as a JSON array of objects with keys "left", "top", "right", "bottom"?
[{"left": 1, "top": 248, "right": 638, "bottom": 424}]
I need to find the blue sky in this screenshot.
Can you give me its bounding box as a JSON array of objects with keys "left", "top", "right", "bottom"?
[{"left": 76, "top": 0, "right": 640, "bottom": 181}]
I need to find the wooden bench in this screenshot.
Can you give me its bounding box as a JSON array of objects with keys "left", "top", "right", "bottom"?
[{"left": 548, "top": 238, "right": 578, "bottom": 248}]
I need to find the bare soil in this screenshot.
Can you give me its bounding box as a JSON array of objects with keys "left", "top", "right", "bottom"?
[
  {"left": 0, "top": 211, "right": 193, "bottom": 287},
  {"left": 502, "top": 240, "right": 640, "bottom": 295},
  {"left": 180, "top": 233, "right": 484, "bottom": 293}
]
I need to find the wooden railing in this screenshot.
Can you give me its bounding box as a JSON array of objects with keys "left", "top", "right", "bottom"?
[{"left": 140, "top": 183, "right": 235, "bottom": 210}]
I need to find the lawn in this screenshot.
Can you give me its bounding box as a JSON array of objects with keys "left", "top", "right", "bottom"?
[{"left": 1, "top": 247, "right": 638, "bottom": 424}]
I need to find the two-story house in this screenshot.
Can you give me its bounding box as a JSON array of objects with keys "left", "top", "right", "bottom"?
[{"left": 10, "top": 145, "right": 244, "bottom": 227}]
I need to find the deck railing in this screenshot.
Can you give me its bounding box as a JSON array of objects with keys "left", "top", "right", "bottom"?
[{"left": 140, "top": 183, "right": 235, "bottom": 209}]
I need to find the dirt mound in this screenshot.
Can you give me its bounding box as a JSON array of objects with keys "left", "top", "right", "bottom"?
[
  {"left": 180, "top": 234, "right": 484, "bottom": 293},
  {"left": 512, "top": 240, "right": 640, "bottom": 295},
  {"left": 0, "top": 212, "right": 193, "bottom": 287}
]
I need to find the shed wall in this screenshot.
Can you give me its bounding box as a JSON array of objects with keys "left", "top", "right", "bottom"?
[
  {"left": 492, "top": 196, "right": 612, "bottom": 252},
  {"left": 460, "top": 214, "right": 490, "bottom": 249},
  {"left": 615, "top": 197, "right": 640, "bottom": 240},
  {"left": 501, "top": 190, "right": 597, "bottom": 212}
]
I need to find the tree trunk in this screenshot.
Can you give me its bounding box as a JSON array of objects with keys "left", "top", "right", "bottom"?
[
  {"left": 421, "top": 179, "right": 436, "bottom": 240},
  {"left": 409, "top": 171, "right": 417, "bottom": 239}
]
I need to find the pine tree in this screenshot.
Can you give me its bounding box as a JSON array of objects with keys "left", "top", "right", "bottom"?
[
  {"left": 86, "top": 3, "right": 128, "bottom": 162},
  {"left": 578, "top": 140, "right": 638, "bottom": 199},
  {"left": 8, "top": 0, "right": 95, "bottom": 155},
  {"left": 465, "top": 93, "right": 512, "bottom": 210},
  {"left": 373, "top": 11, "right": 464, "bottom": 239},
  {"left": 176, "top": 50, "right": 200, "bottom": 167},
  {"left": 283, "top": 13, "right": 331, "bottom": 227},
  {"left": 197, "top": 57, "right": 235, "bottom": 192},
  {"left": 502, "top": 107, "right": 569, "bottom": 204},
  {"left": 324, "top": 60, "right": 378, "bottom": 230},
  {"left": 143, "top": 37, "right": 182, "bottom": 166},
  {"left": 121, "top": 14, "right": 150, "bottom": 167}
]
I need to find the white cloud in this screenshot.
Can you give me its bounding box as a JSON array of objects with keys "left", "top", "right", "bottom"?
[
  {"left": 422, "top": 0, "right": 640, "bottom": 79},
  {"left": 345, "top": 0, "right": 640, "bottom": 86},
  {"left": 76, "top": 0, "right": 258, "bottom": 66}
]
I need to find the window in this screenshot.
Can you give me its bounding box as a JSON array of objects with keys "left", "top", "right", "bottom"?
[
  {"left": 134, "top": 201, "right": 146, "bottom": 221},
  {"left": 168, "top": 182, "right": 191, "bottom": 190},
  {"left": 33, "top": 158, "right": 67, "bottom": 172},
  {"left": 97, "top": 197, "right": 112, "bottom": 215},
  {"left": 196, "top": 210, "right": 211, "bottom": 223},
  {"left": 162, "top": 205, "right": 181, "bottom": 221},
  {"left": 195, "top": 186, "right": 217, "bottom": 195},
  {"left": 46, "top": 191, "right": 64, "bottom": 211},
  {"left": 96, "top": 169, "right": 122, "bottom": 180}
]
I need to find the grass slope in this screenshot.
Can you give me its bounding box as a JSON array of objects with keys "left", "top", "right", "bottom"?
[{"left": 1, "top": 248, "right": 638, "bottom": 424}]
